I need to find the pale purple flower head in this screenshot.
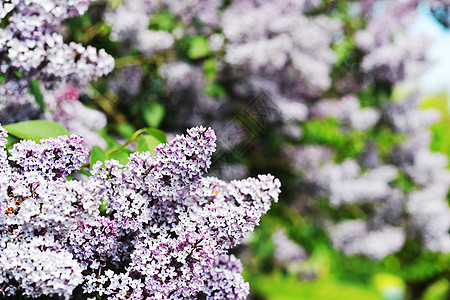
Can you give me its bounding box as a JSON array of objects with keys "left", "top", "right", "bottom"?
[{"left": 0, "top": 124, "right": 281, "bottom": 298}]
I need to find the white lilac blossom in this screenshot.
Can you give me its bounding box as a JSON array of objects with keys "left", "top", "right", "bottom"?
[{"left": 0, "top": 124, "right": 281, "bottom": 299}]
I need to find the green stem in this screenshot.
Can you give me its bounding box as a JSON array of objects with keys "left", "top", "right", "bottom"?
[{"left": 104, "top": 128, "right": 148, "bottom": 157}]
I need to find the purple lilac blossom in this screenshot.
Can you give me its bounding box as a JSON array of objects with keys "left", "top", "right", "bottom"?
[
  {"left": 0, "top": 124, "right": 281, "bottom": 299},
  {"left": 83, "top": 127, "right": 280, "bottom": 299},
  {"left": 0, "top": 0, "right": 114, "bottom": 94},
  {"left": 0, "top": 134, "right": 97, "bottom": 297},
  {"left": 9, "top": 134, "right": 89, "bottom": 180}
]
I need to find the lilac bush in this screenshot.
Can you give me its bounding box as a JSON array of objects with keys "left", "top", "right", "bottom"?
[
  {"left": 0, "top": 124, "right": 281, "bottom": 299},
  {"left": 290, "top": 95, "right": 450, "bottom": 259}
]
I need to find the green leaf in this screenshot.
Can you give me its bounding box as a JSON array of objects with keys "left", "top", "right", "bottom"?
[
  {"left": 99, "top": 199, "right": 108, "bottom": 217},
  {"left": 205, "top": 83, "right": 226, "bottom": 97},
  {"left": 104, "top": 127, "right": 166, "bottom": 159},
  {"left": 143, "top": 128, "right": 166, "bottom": 144},
  {"left": 143, "top": 102, "right": 165, "bottom": 128},
  {"left": 30, "top": 80, "right": 45, "bottom": 111},
  {"left": 136, "top": 128, "right": 166, "bottom": 155},
  {"left": 4, "top": 120, "right": 69, "bottom": 142},
  {"left": 149, "top": 11, "right": 177, "bottom": 31},
  {"left": 187, "top": 36, "right": 211, "bottom": 59},
  {"left": 5, "top": 136, "right": 17, "bottom": 150},
  {"left": 115, "top": 122, "right": 136, "bottom": 139},
  {"left": 90, "top": 146, "right": 106, "bottom": 169},
  {"left": 137, "top": 135, "right": 159, "bottom": 156},
  {"left": 203, "top": 58, "right": 217, "bottom": 82},
  {"left": 107, "top": 150, "right": 130, "bottom": 165}
]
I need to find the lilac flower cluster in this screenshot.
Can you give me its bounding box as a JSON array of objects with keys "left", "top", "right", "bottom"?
[
  {"left": 0, "top": 0, "right": 112, "bottom": 147},
  {"left": 222, "top": 0, "right": 340, "bottom": 101},
  {"left": 9, "top": 134, "right": 89, "bottom": 180},
  {"left": 0, "top": 124, "right": 281, "bottom": 299},
  {"left": 0, "top": 0, "right": 114, "bottom": 93},
  {"left": 0, "top": 126, "right": 96, "bottom": 298}
]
